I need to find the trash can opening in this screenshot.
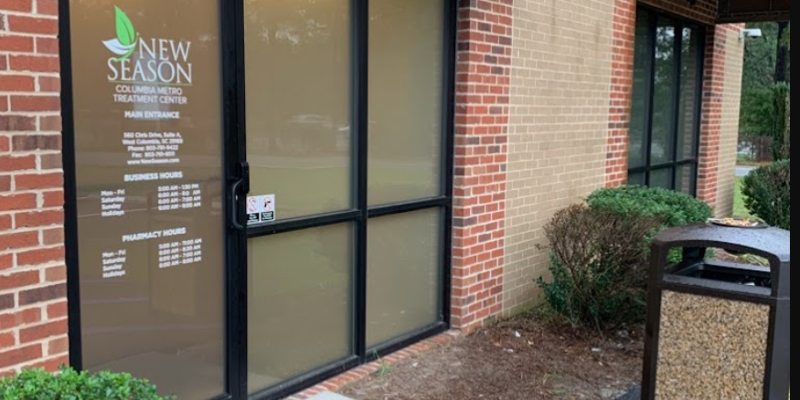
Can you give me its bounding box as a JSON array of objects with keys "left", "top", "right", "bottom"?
[{"left": 671, "top": 262, "right": 772, "bottom": 288}]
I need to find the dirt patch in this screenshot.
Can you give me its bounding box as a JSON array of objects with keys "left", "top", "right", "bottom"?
[{"left": 340, "top": 316, "right": 643, "bottom": 400}]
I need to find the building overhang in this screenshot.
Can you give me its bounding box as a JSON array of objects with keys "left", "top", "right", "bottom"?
[{"left": 718, "top": 0, "right": 790, "bottom": 23}]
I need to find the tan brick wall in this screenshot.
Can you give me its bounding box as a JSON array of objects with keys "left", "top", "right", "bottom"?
[
  {"left": 503, "top": 0, "right": 615, "bottom": 315},
  {"left": 0, "top": 0, "right": 68, "bottom": 376},
  {"left": 715, "top": 24, "right": 744, "bottom": 217}
]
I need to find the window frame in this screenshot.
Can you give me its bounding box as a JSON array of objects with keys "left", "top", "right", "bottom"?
[{"left": 628, "top": 7, "right": 706, "bottom": 196}]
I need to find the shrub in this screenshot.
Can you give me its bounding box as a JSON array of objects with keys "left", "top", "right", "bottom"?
[
  {"left": 587, "top": 186, "right": 714, "bottom": 265},
  {"left": 743, "top": 160, "right": 791, "bottom": 230},
  {"left": 537, "top": 205, "right": 661, "bottom": 330},
  {"left": 587, "top": 186, "right": 713, "bottom": 228},
  {"left": 0, "top": 367, "right": 174, "bottom": 400}
]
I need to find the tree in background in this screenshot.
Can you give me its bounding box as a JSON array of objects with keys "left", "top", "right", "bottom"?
[
  {"left": 780, "top": 24, "right": 790, "bottom": 159},
  {"left": 785, "top": 97, "right": 790, "bottom": 158},
  {"left": 739, "top": 22, "right": 790, "bottom": 161},
  {"left": 776, "top": 22, "right": 790, "bottom": 83}
]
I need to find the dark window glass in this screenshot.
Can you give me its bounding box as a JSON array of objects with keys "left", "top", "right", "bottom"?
[
  {"left": 678, "top": 27, "right": 700, "bottom": 160},
  {"left": 629, "top": 11, "right": 652, "bottom": 169},
  {"left": 651, "top": 18, "right": 676, "bottom": 166},
  {"left": 628, "top": 10, "right": 703, "bottom": 195},
  {"left": 651, "top": 168, "right": 673, "bottom": 189},
  {"left": 628, "top": 172, "right": 646, "bottom": 186},
  {"left": 676, "top": 164, "right": 696, "bottom": 194}
]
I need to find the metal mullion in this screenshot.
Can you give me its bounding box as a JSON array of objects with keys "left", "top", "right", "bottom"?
[
  {"left": 225, "top": 0, "right": 248, "bottom": 395},
  {"left": 353, "top": 0, "right": 370, "bottom": 363},
  {"left": 246, "top": 210, "right": 361, "bottom": 238},
  {"left": 441, "top": 0, "right": 457, "bottom": 328},
  {"left": 368, "top": 197, "right": 449, "bottom": 218},
  {"left": 59, "top": 0, "right": 83, "bottom": 372},
  {"left": 629, "top": 158, "right": 698, "bottom": 176}
]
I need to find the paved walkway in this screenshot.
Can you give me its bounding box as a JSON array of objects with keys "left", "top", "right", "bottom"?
[{"left": 736, "top": 166, "right": 757, "bottom": 177}]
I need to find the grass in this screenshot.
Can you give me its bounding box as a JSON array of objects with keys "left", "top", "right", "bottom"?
[
  {"left": 733, "top": 177, "right": 752, "bottom": 218},
  {"left": 736, "top": 154, "right": 771, "bottom": 167}
]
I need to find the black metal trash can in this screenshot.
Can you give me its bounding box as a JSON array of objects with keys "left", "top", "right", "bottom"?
[{"left": 642, "top": 224, "right": 790, "bottom": 400}]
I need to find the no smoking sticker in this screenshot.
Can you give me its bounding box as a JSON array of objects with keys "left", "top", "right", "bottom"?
[{"left": 247, "top": 194, "right": 276, "bottom": 226}]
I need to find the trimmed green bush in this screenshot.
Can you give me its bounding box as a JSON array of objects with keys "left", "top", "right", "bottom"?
[
  {"left": 0, "top": 367, "right": 174, "bottom": 400},
  {"left": 537, "top": 205, "right": 661, "bottom": 330},
  {"left": 587, "top": 186, "right": 713, "bottom": 265},
  {"left": 538, "top": 187, "right": 714, "bottom": 329},
  {"left": 587, "top": 186, "right": 713, "bottom": 228},
  {"left": 743, "top": 160, "right": 791, "bottom": 230}
]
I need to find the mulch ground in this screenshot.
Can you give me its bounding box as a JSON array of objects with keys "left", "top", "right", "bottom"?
[{"left": 340, "top": 316, "right": 643, "bottom": 400}]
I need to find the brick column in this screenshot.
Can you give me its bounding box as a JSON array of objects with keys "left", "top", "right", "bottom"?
[
  {"left": 696, "top": 26, "right": 727, "bottom": 208},
  {"left": 0, "top": 0, "right": 68, "bottom": 376},
  {"left": 605, "top": 0, "right": 636, "bottom": 187},
  {"left": 451, "top": 0, "right": 512, "bottom": 332}
]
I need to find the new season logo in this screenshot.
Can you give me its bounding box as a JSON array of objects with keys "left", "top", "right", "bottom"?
[
  {"left": 104, "top": 6, "right": 194, "bottom": 85},
  {"left": 103, "top": 6, "right": 138, "bottom": 61}
]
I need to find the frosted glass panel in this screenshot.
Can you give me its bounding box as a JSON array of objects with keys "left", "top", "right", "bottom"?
[
  {"left": 367, "top": 209, "right": 442, "bottom": 347},
  {"left": 248, "top": 224, "right": 353, "bottom": 394},
  {"left": 368, "top": 0, "right": 444, "bottom": 205},
  {"left": 71, "top": 1, "right": 226, "bottom": 398},
  {"left": 245, "top": 0, "right": 352, "bottom": 220}
]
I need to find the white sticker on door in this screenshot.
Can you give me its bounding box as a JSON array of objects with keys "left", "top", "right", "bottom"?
[
  {"left": 260, "top": 194, "right": 276, "bottom": 223},
  {"left": 246, "top": 194, "right": 276, "bottom": 225}
]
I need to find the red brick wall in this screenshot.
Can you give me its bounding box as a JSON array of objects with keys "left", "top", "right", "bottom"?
[
  {"left": 697, "top": 23, "right": 744, "bottom": 211},
  {"left": 696, "top": 27, "right": 725, "bottom": 206},
  {"left": 605, "top": 0, "right": 637, "bottom": 187},
  {"left": 638, "top": 0, "right": 718, "bottom": 26},
  {"left": 0, "top": 0, "right": 68, "bottom": 376},
  {"left": 451, "top": 0, "right": 512, "bottom": 332}
]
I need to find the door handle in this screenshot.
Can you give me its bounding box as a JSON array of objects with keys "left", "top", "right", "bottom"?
[
  {"left": 230, "top": 161, "right": 250, "bottom": 232},
  {"left": 230, "top": 179, "right": 245, "bottom": 231}
]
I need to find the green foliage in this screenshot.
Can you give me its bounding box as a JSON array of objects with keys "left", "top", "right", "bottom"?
[
  {"left": 537, "top": 205, "right": 661, "bottom": 330},
  {"left": 587, "top": 186, "right": 713, "bottom": 264},
  {"left": 772, "top": 83, "right": 790, "bottom": 160},
  {"left": 0, "top": 367, "right": 174, "bottom": 400},
  {"left": 742, "top": 23, "right": 781, "bottom": 90},
  {"left": 783, "top": 24, "right": 790, "bottom": 48},
  {"left": 733, "top": 177, "right": 751, "bottom": 219},
  {"left": 739, "top": 87, "right": 779, "bottom": 137},
  {"left": 743, "top": 160, "right": 791, "bottom": 230},
  {"left": 586, "top": 186, "right": 713, "bottom": 228},
  {"left": 740, "top": 22, "right": 790, "bottom": 153}
]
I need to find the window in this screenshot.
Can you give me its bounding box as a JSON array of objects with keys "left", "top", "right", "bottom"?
[
  {"left": 628, "top": 9, "right": 704, "bottom": 195},
  {"left": 242, "top": 0, "right": 452, "bottom": 396}
]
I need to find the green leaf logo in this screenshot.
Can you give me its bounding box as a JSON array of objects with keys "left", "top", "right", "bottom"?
[
  {"left": 102, "top": 6, "right": 138, "bottom": 61},
  {"left": 115, "top": 6, "right": 136, "bottom": 46}
]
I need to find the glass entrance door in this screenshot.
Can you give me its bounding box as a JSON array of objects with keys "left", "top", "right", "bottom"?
[
  {"left": 64, "top": 1, "right": 454, "bottom": 399},
  {"left": 240, "top": 1, "right": 453, "bottom": 398},
  {"left": 65, "top": 1, "right": 231, "bottom": 399}
]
